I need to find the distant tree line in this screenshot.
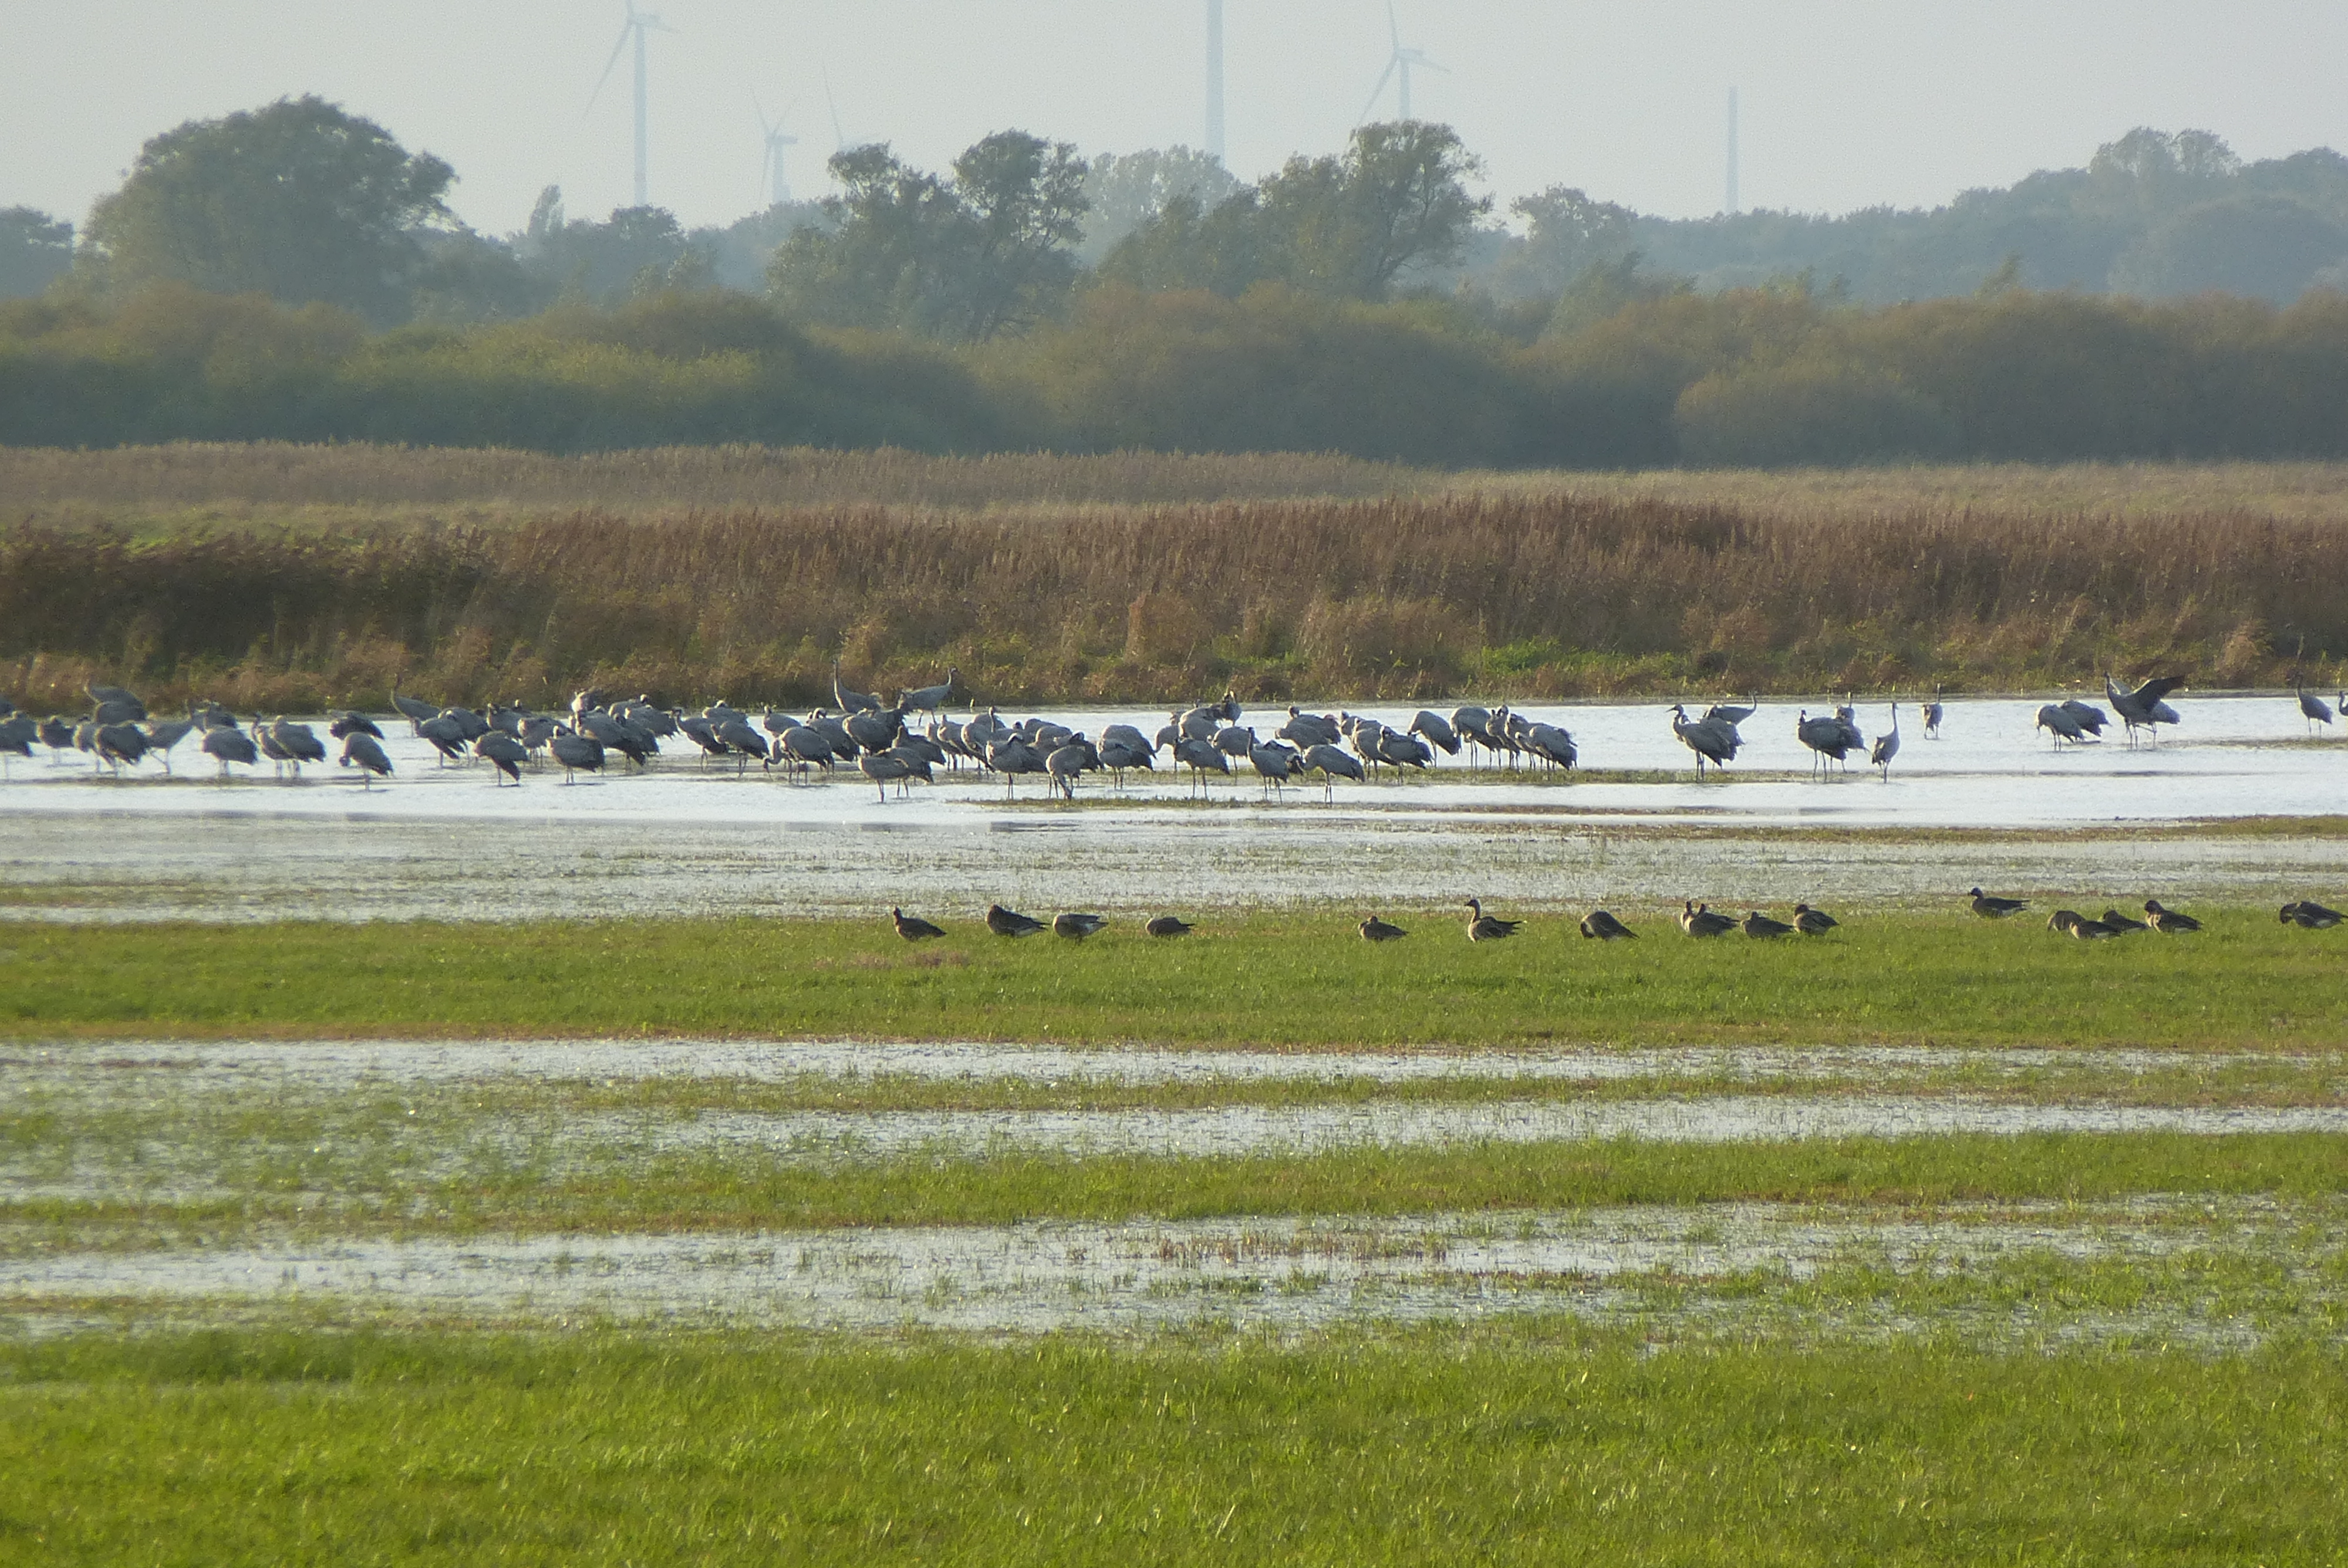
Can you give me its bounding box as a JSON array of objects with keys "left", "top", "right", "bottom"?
[{"left": 8, "top": 97, "right": 2348, "bottom": 466}]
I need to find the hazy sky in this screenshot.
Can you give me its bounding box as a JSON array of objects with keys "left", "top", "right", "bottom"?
[{"left": 11, "top": 2, "right": 2344, "bottom": 237}]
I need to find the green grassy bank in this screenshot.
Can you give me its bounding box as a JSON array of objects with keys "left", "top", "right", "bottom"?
[
  {"left": 4, "top": 911, "right": 2342, "bottom": 1047},
  {"left": 3, "top": 1328, "right": 2342, "bottom": 1565}
]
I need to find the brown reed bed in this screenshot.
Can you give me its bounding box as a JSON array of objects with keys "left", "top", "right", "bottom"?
[
  {"left": 0, "top": 441, "right": 1435, "bottom": 519},
  {"left": 5, "top": 490, "right": 2346, "bottom": 712}
]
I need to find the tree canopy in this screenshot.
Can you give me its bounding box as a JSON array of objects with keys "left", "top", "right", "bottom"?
[
  {"left": 82, "top": 96, "right": 455, "bottom": 325},
  {"left": 765, "top": 131, "right": 1089, "bottom": 340}
]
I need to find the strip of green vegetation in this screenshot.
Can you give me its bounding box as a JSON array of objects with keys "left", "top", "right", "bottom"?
[
  {"left": 10, "top": 1133, "right": 2345, "bottom": 1248},
  {"left": 3, "top": 1326, "right": 2342, "bottom": 1566},
  {"left": 5, "top": 913, "right": 2346, "bottom": 1047}
]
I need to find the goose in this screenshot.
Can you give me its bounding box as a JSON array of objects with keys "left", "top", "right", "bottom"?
[
  {"left": 1464, "top": 898, "right": 1522, "bottom": 942},
  {"left": 1053, "top": 911, "right": 1109, "bottom": 941},
  {"left": 1742, "top": 910, "right": 1794, "bottom": 938},
  {"left": 2143, "top": 899, "right": 2201, "bottom": 934},
  {"left": 339, "top": 731, "right": 392, "bottom": 788},
  {"left": 2279, "top": 900, "right": 2343, "bottom": 928},
  {"left": 1792, "top": 903, "right": 1839, "bottom": 935},
  {"left": 2047, "top": 910, "right": 2120, "bottom": 939},
  {"left": 986, "top": 903, "right": 1048, "bottom": 937},
  {"left": 1968, "top": 887, "right": 2027, "bottom": 918},
  {"left": 1678, "top": 900, "right": 1737, "bottom": 938},
  {"left": 892, "top": 908, "right": 946, "bottom": 941},
  {"left": 1579, "top": 909, "right": 1637, "bottom": 940},
  {"left": 2097, "top": 907, "right": 2150, "bottom": 934},
  {"left": 1359, "top": 914, "right": 1409, "bottom": 942},
  {"left": 1145, "top": 915, "right": 1195, "bottom": 938}
]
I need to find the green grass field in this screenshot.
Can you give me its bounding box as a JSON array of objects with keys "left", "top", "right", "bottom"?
[
  {"left": 4, "top": 1328, "right": 2343, "bottom": 1565},
  {"left": 3, "top": 910, "right": 2339, "bottom": 1047}
]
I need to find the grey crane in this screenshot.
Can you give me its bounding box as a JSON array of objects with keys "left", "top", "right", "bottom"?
[
  {"left": 1742, "top": 910, "right": 1794, "bottom": 938},
  {"left": 1450, "top": 705, "right": 1498, "bottom": 769},
  {"left": 987, "top": 734, "right": 1047, "bottom": 797},
  {"left": 1922, "top": 685, "right": 1945, "bottom": 739},
  {"left": 2297, "top": 687, "right": 2335, "bottom": 733},
  {"left": 859, "top": 751, "right": 917, "bottom": 800},
  {"left": 200, "top": 724, "right": 258, "bottom": 778},
  {"left": 1868, "top": 701, "right": 1901, "bottom": 780},
  {"left": 1247, "top": 732, "right": 1303, "bottom": 799},
  {"left": 844, "top": 707, "right": 905, "bottom": 756},
  {"left": 892, "top": 907, "right": 946, "bottom": 941},
  {"left": 2143, "top": 898, "right": 2201, "bottom": 934},
  {"left": 1678, "top": 900, "right": 1737, "bottom": 937},
  {"left": 95, "top": 722, "right": 150, "bottom": 774},
  {"left": 1344, "top": 717, "right": 1389, "bottom": 776},
  {"left": 776, "top": 724, "right": 836, "bottom": 782},
  {"left": 2280, "top": 900, "right": 2344, "bottom": 928},
  {"left": 388, "top": 683, "right": 438, "bottom": 734},
  {"left": 1792, "top": 903, "right": 1840, "bottom": 935},
  {"left": 1408, "top": 709, "right": 1461, "bottom": 757},
  {"left": 1213, "top": 723, "right": 1255, "bottom": 762},
  {"left": 676, "top": 712, "right": 730, "bottom": 768},
  {"left": 1053, "top": 911, "right": 1109, "bottom": 941},
  {"left": 986, "top": 903, "right": 1048, "bottom": 937},
  {"left": 90, "top": 698, "right": 145, "bottom": 727},
  {"left": 548, "top": 731, "right": 606, "bottom": 783},
  {"left": 1520, "top": 722, "right": 1576, "bottom": 772},
  {"left": 2105, "top": 674, "right": 2186, "bottom": 746},
  {"left": 418, "top": 714, "right": 471, "bottom": 765},
  {"left": 1045, "top": 739, "right": 1096, "bottom": 801},
  {"left": 1705, "top": 696, "right": 1759, "bottom": 729},
  {"left": 1580, "top": 909, "right": 1637, "bottom": 940},
  {"left": 581, "top": 709, "right": 658, "bottom": 768},
  {"left": 1464, "top": 898, "right": 1522, "bottom": 941},
  {"left": 713, "top": 715, "right": 771, "bottom": 775},
  {"left": 329, "top": 711, "right": 384, "bottom": 741},
  {"left": 271, "top": 718, "right": 326, "bottom": 776},
  {"left": 2059, "top": 699, "right": 2109, "bottom": 736},
  {"left": 1796, "top": 707, "right": 1853, "bottom": 773},
  {"left": 1097, "top": 732, "right": 1156, "bottom": 786},
  {"left": 897, "top": 668, "right": 958, "bottom": 715},
  {"left": 2035, "top": 703, "right": 2089, "bottom": 749},
  {"left": 474, "top": 729, "right": 528, "bottom": 785},
  {"left": 1968, "top": 887, "right": 2027, "bottom": 918},
  {"left": 1359, "top": 913, "right": 1409, "bottom": 942},
  {"left": 38, "top": 716, "right": 75, "bottom": 760},
  {"left": 1278, "top": 707, "right": 1341, "bottom": 748},
  {"left": 86, "top": 683, "right": 146, "bottom": 720},
  {"left": 1172, "top": 735, "right": 1230, "bottom": 797},
  {"left": 831, "top": 660, "right": 882, "bottom": 714},
  {"left": 1145, "top": 915, "right": 1195, "bottom": 938},
  {"left": 1670, "top": 704, "right": 1740, "bottom": 778},
  {"left": 339, "top": 731, "right": 393, "bottom": 789},
  {"left": 1302, "top": 742, "right": 1364, "bottom": 802},
  {"left": 143, "top": 716, "right": 195, "bottom": 773},
  {"left": 0, "top": 714, "right": 34, "bottom": 776}
]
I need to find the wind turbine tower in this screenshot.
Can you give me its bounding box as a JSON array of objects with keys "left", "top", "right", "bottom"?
[
  {"left": 1205, "top": 0, "right": 1226, "bottom": 163},
  {"left": 1726, "top": 87, "right": 1740, "bottom": 215},
  {"left": 757, "top": 97, "right": 799, "bottom": 206},
  {"left": 590, "top": 2, "right": 676, "bottom": 208},
  {"left": 1359, "top": 2, "right": 1443, "bottom": 124}
]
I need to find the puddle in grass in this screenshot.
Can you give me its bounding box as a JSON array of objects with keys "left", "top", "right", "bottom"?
[
  {"left": 7, "top": 695, "right": 2348, "bottom": 922},
  {"left": 4, "top": 1198, "right": 2333, "bottom": 1337},
  {"left": 5, "top": 1038, "right": 2316, "bottom": 1096}
]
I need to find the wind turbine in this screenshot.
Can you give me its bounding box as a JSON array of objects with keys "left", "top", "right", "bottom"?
[
  {"left": 755, "top": 94, "right": 799, "bottom": 206},
  {"left": 1205, "top": 0, "right": 1225, "bottom": 163},
  {"left": 588, "top": 1, "right": 676, "bottom": 208},
  {"left": 1357, "top": 1, "right": 1444, "bottom": 125}
]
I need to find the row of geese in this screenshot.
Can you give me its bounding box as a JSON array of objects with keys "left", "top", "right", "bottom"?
[
  {"left": 3, "top": 670, "right": 2334, "bottom": 794},
  {"left": 903, "top": 890, "right": 2347, "bottom": 945}
]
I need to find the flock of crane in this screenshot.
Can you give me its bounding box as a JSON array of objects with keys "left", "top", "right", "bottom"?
[{"left": 2, "top": 667, "right": 2342, "bottom": 799}]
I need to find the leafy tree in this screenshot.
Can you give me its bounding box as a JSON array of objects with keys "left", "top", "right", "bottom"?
[
  {"left": 1099, "top": 121, "right": 1489, "bottom": 302},
  {"left": 81, "top": 96, "right": 454, "bottom": 325},
  {"left": 1078, "top": 147, "right": 1242, "bottom": 263},
  {"left": 516, "top": 190, "right": 716, "bottom": 305},
  {"left": 2109, "top": 195, "right": 2348, "bottom": 303},
  {"left": 1485, "top": 186, "right": 1638, "bottom": 301},
  {"left": 767, "top": 132, "right": 1088, "bottom": 340},
  {"left": 0, "top": 208, "right": 73, "bottom": 299}
]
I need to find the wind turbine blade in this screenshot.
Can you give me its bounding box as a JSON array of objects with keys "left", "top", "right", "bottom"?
[
  {"left": 586, "top": 22, "right": 631, "bottom": 114},
  {"left": 1388, "top": 0, "right": 1402, "bottom": 53},
  {"left": 1357, "top": 58, "right": 1397, "bottom": 126},
  {"left": 753, "top": 89, "right": 771, "bottom": 136},
  {"left": 1416, "top": 54, "right": 1449, "bottom": 73},
  {"left": 824, "top": 65, "right": 846, "bottom": 151}
]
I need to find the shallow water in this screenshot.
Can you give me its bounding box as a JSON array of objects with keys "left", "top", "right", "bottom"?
[
  {"left": 6, "top": 694, "right": 2346, "bottom": 924},
  {"left": 3, "top": 1198, "right": 2324, "bottom": 1336},
  {"left": 4, "top": 1038, "right": 2293, "bottom": 1094}
]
